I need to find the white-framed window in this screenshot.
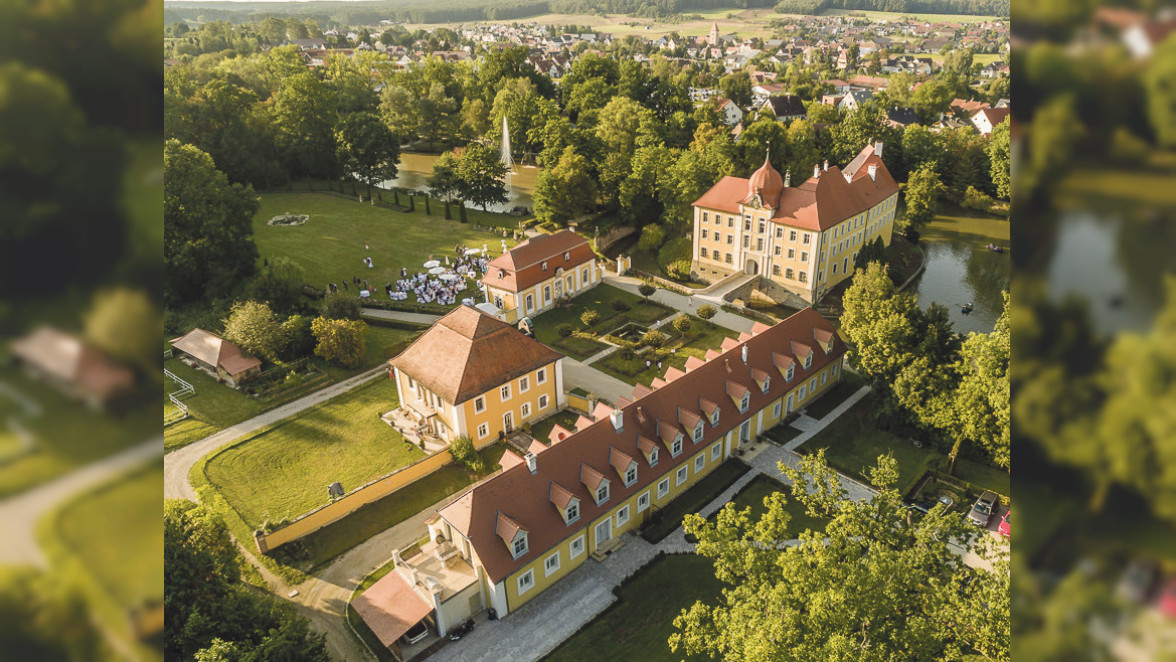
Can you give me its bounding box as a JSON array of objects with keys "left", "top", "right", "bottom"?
[
  {"left": 407, "top": 376, "right": 416, "bottom": 389},
  {"left": 512, "top": 534, "right": 528, "bottom": 559},
  {"left": 786, "top": 365, "right": 795, "bottom": 381},
  {"left": 521, "top": 402, "right": 531, "bottom": 418},
  {"left": 474, "top": 396, "right": 485, "bottom": 413},
  {"left": 700, "top": 247, "right": 708, "bottom": 259},
  {"left": 544, "top": 552, "right": 560, "bottom": 577},
  {"left": 525, "top": 294, "right": 534, "bottom": 311},
  {"left": 761, "top": 377, "right": 771, "bottom": 393},
  {"left": 798, "top": 384, "right": 807, "bottom": 400},
  {"left": 477, "top": 422, "right": 490, "bottom": 439},
  {"left": 711, "top": 409, "right": 720, "bottom": 425},
  {"left": 520, "top": 376, "right": 530, "bottom": 393},
  {"left": 500, "top": 385, "right": 511, "bottom": 401},
  {"left": 773, "top": 401, "right": 782, "bottom": 418},
  {"left": 649, "top": 448, "right": 658, "bottom": 466},
  {"left": 803, "top": 233, "right": 810, "bottom": 244},
  {"left": 637, "top": 491, "right": 650, "bottom": 512},
  {"left": 695, "top": 455, "right": 705, "bottom": 473},
  {"left": 832, "top": 362, "right": 840, "bottom": 377},
  {"left": 616, "top": 505, "right": 630, "bottom": 527},
  {"left": 671, "top": 438, "right": 683, "bottom": 456},
  {"left": 541, "top": 261, "right": 548, "bottom": 271},
  {"left": 566, "top": 502, "right": 579, "bottom": 523},
  {"left": 563, "top": 251, "right": 570, "bottom": 261},
  {"left": 596, "top": 483, "right": 610, "bottom": 504},
  {"left": 804, "top": 355, "right": 812, "bottom": 369},
  {"left": 658, "top": 478, "right": 670, "bottom": 498},
  {"left": 710, "top": 443, "right": 721, "bottom": 461},
  {"left": 536, "top": 368, "right": 546, "bottom": 384},
  {"left": 570, "top": 535, "right": 585, "bottom": 560},
  {"left": 789, "top": 230, "right": 797, "bottom": 241},
  {"left": 800, "top": 251, "right": 808, "bottom": 262},
  {"left": 702, "top": 228, "right": 708, "bottom": 239},
  {"left": 676, "top": 466, "right": 688, "bottom": 486},
  {"left": 821, "top": 371, "right": 828, "bottom": 385},
  {"left": 625, "top": 465, "right": 637, "bottom": 486},
  {"left": 740, "top": 394, "right": 749, "bottom": 413},
  {"left": 517, "top": 569, "right": 535, "bottom": 594},
  {"left": 693, "top": 423, "right": 704, "bottom": 442},
  {"left": 799, "top": 271, "right": 807, "bottom": 283},
  {"left": 538, "top": 394, "right": 549, "bottom": 410}
]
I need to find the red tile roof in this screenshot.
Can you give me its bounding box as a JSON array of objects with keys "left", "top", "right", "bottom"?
[
  {"left": 11, "top": 327, "right": 134, "bottom": 401},
  {"left": 693, "top": 144, "right": 899, "bottom": 232},
  {"left": 481, "top": 230, "right": 595, "bottom": 294},
  {"left": 436, "top": 308, "right": 845, "bottom": 584},
  {"left": 170, "top": 328, "right": 261, "bottom": 376},
  {"left": 352, "top": 570, "right": 432, "bottom": 648},
  {"left": 389, "top": 306, "right": 562, "bottom": 405}
]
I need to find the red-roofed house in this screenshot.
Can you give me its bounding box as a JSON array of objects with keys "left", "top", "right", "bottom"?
[
  {"left": 11, "top": 327, "right": 135, "bottom": 409},
  {"left": 170, "top": 328, "right": 262, "bottom": 387},
  {"left": 971, "top": 107, "right": 1011, "bottom": 136},
  {"left": 690, "top": 142, "right": 901, "bottom": 305},
  {"left": 481, "top": 230, "right": 599, "bottom": 324}
]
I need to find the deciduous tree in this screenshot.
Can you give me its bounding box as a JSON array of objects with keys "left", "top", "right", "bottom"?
[
  {"left": 83, "top": 287, "right": 161, "bottom": 375},
  {"left": 310, "top": 316, "right": 367, "bottom": 367},
  {"left": 222, "top": 300, "right": 286, "bottom": 363},
  {"left": 334, "top": 111, "right": 400, "bottom": 200},
  {"left": 534, "top": 146, "right": 597, "bottom": 226}
]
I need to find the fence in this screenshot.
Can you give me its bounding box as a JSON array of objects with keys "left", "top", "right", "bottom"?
[{"left": 163, "top": 368, "right": 194, "bottom": 426}]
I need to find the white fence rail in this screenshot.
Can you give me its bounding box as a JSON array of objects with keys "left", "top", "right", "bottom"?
[{"left": 163, "top": 369, "right": 194, "bottom": 425}]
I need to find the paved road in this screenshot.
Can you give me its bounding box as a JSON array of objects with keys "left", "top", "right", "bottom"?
[
  {"left": 603, "top": 275, "right": 758, "bottom": 334},
  {"left": 559, "top": 347, "right": 633, "bottom": 405},
  {"left": 0, "top": 435, "right": 162, "bottom": 567},
  {"left": 164, "top": 366, "right": 388, "bottom": 501},
  {"left": 360, "top": 308, "right": 441, "bottom": 325}
]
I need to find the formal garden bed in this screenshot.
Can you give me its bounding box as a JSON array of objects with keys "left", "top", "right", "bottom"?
[
  {"left": 532, "top": 284, "right": 674, "bottom": 361},
  {"left": 639, "top": 458, "right": 751, "bottom": 544},
  {"left": 590, "top": 316, "right": 739, "bottom": 386}
]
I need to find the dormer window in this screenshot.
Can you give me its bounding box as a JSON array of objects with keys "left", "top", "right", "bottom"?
[
  {"left": 498, "top": 269, "right": 505, "bottom": 279},
  {"left": 596, "top": 483, "right": 609, "bottom": 504},
  {"left": 693, "top": 423, "right": 704, "bottom": 442},
  {"left": 565, "top": 502, "right": 579, "bottom": 523},
  {"left": 625, "top": 465, "right": 637, "bottom": 486},
  {"left": 512, "top": 535, "right": 528, "bottom": 558},
  {"left": 541, "top": 261, "right": 548, "bottom": 271},
  {"left": 786, "top": 365, "right": 795, "bottom": 381},
  {"left": 761, "top": 377, "right": 770, "bottom": 394},
  {"left": 671, "top": 438, "right": 683, "bottom": 456},
  {"left": 804, "top": 355, "right": 812, "bottom": 369},
  {"left": 564, "top": 251, "right": 570, "bottom": 261},
  {"left": 711, "top": 409, "right": 720, "bottom": 425},
  {"left": 740, "top": 393, "right": 750, "bottom": 413},
  {"left": 649, "top": 448, "right": 659, "bottom": 466}
]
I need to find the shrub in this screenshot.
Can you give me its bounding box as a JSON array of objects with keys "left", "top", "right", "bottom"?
[
  {"left": 638, "top": 283, "right": 656, "bottom": 298},
  {"left": 673, "top": 315, "right": 692, "bottom": 333},
  {"left": 637, "top": 223, "right": 666, "bottom": 252},
  {"left": 657, "top": 237, "right": 693, "bottom": 280},
  {"left": 641, "top": 329, "right": 667, "bottom": 348},
  {"left": 449, "top": 436, "right": 486, "bottom": 474},
  {"left": 697, "top": 304, "right": 716, "bottom": 320},
  {"left": 611, "top": 299, "right": 630, "bottom": 312},
  {"left": 557, "top": 323, "right": 574, "bottom": 338},
  {"left": 320, "top": 291, "right": 362, "bottom": 320},
  {"left": 581, "top": 309, "right": 600, "bottom": 327},
  {"left": 620, "top": 347, "right": 635, "bottom": 360}
]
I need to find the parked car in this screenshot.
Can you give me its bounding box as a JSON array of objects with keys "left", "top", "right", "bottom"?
[
  {"left": 402, "top": 621, "right": 429, "bottom": 645},
  {"left": 997, "top": 508, "right": 1010, "bottom": 538},
  {"left": 966, "top": 491, "right": 998, "bottom": 527},
  {"left": 1159, "top": 577, "right": 1176, "bottom": 618},
  {"left": 1117, "top": 558, "right": 1158, "bottom": 604}
]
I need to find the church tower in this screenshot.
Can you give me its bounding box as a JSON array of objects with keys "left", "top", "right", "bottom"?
[{"left": 710, "top": 21, "right": 720, "bottom": 47}]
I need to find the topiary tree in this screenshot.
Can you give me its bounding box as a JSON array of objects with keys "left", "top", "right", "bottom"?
[
  {"left": 581, "top": 309, "right": 600, "bottom": 327},
  {"left": 557, "top": 323, "right": 574, "bottom": 337},
  {"left": 638, "top": 283, "right": 656, "bottom": 299},
  {"left": 673, "top": 315, "right": 692, "bottom": 333},
  {"left": 697, "top": 304, "right": 716, "bottom": 320},
  {"left": 641, "top": 329, "right": 667, "bottom": 348}
]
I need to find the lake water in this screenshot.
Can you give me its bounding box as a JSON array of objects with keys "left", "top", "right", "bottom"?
[
  {"left": 909, "top": 206, "right": 1011, "bottom": 335},
  {"left": 382, "top": 152, "right": 538, "bottom": 214}
]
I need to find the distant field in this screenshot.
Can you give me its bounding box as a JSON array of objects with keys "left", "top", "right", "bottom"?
[
  {"left": 411, "top": 8, "right": 780, "bottom": 39},
  {"left": 822, "top": 9, "right": 1003, "bottom": 23}
]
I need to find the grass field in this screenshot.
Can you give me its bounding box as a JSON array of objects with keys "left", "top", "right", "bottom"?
[
  {"left": 0, "top": 367, "right": 158, "bottom": 498},
  {"left": 591, "top": 317, "right": 739, "bottom": 386},
  {"left": 543, "top": 554, "right": 723, "bottom": 662},
  {"left": 204, "top": 377, "right": 423, "bottom": 529},
  {"left": 800, "top": 371, "right": 866, "bottom": 420},
  {"left": 251, "top": 192, "right": 520, "bottom": 299},
  {"left": 529, "top": 408, "right": 582, "bottom": 446},
  {"left": 532, "top": 284, "right": 674, "bottom": 360},
  {"left": 641, "top": 459, "right": 751, "bottom": 543},
  {"left": 822, "top": 9, "right": 1003, "bottom": 23}
]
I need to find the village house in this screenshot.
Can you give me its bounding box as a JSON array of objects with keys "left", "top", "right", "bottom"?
[
  {"left": 971, "top": 107, "right": 1011, "bottom": 136},
  {"left": 690, "top": 143, "right": 900, "bottom": 306},
  {"left": 715, "top": 97, "right": 744, "bottom": 126},
  {"left": 759, "top": 95, "right": 807, "bottom": 123},
  {"left": 10, "top": 326, "right": 135, "bottom": 410},
  {"left": 388, "top": 306, "right": 566, "bottom": 446},
  {"left": 169, "top": 328, "right": 261, "bottom": 387},
  {"left": 838, "top": 89, "right": 874, "bottom": 112},
  {"left": 352, "top": 308, "right": 847, "bottom": 643},
  {"left": 480, "top": 230, "right": 599, "bottom": 324}
]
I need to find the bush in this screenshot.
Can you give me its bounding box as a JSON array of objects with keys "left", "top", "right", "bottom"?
[
  {"left": 448, "top": 436, "right": 486, "bottom": 474},
  {"left": 611, "top": 299, "right": 630, "bottom": 312},
  {"left": 673, "top": 315, "right": 692, "bottom": 333},
  {"left": 641, "top": 329, "right": 667, "bottom": 348},
  {"left": 657, "top": 237, "right": 693, "bottom": 280},
  {"left": 637, "top": 223, "right": 666, "bottom": 252},
  {"left": 557, "top": 323, "right": 574, "bottom": 338},
  {"left": 581, "top": 309, "right": 600, "bottom": 327},
  {"left": 697, "top": 304, "right": 716, "bottom": 320},
  {"left": 638, "top": 283, "right": 656, "bottom": 298},
  {"left": 320, "top": 291, "right": 362, "bottom": 320}
]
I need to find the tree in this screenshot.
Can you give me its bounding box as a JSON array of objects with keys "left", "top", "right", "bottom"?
[
  {"left": 672, "top": 454, "right": 1006, "bottom": 662},
  {"left": 83, "top": 287, "right": 160, "bottom": 374},
  {"left": 245, "top": 256, "right": 305, "bottom": 313},
  {"left": 1146, "top": 34, "right": 1176, "bottom": 146},
  {"left": 987, "top": 121, "right": 1011, "bottom": 201},
  {"left": 673, "top": 315, "right": 692, "bottom": 333},
  {"left": 580, "top": 310, "right": 600, "bottom": 327},
  {"left": 164, "top": 140, "right": 259, "bottom": 304},
  {"left": 280, "top": 314, "right": 314, "bottom": 360},
  {"left": 448, "top": 436, "right": 486, "bottom": 473},
  {"left": 222, "top": 300, "right": 286, "bottom": 364},
  {"left": 311, "top": 316, "right": 367, "bottom": 367},
  {"left": 853, "top": 236, "right": 887, "bottom": 273},
  {"left": 378, "top": 83, "right": 418, "bottom": 143},
  {"left": 638, "top": 283, "right": 657, "bottom": 299},
  {"left": 954, "top": 292, "right": 1010, "bottom": 468},
  {"left": 454, "top": 143, "right": 507, "bottom": 211},
  {"left": 697, "top": 303, "right": 716, "bottom": 320},
  {"left": 718, "top": 71, "right": 752, "bottom": 108},
  {"left": 272, "top": 72, "right": 337, "bottom": 178},
  {"left": 637, "top": 223, "right": 666, "bottom": 252},
  {"left": 533, "top": 146, "right": 597, "bottom": 226},
  {"left": 902, "top": 164, "right": 943, "bottom": 234},
  {"left": 319, "top": 291, "right": 361, "bottom": 320},
  {"left": 839, "top": 262, "right": 920, "bottom": 385},
  {"left": 641, "top": 329, "right": 667, "bottom": 348},
  {"left": 334, "top": 112, "right": 400, "bottom": 200},
  {"left": 0, "top": 567, "right": 105, "bottom": 660}
]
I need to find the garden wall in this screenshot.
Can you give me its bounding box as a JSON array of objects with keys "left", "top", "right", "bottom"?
[
  {"left": 593, "top": 225, "right": 636, "bottom": 253},
  {"left": 255, "top": 449, "right": 458, "bottom": 553}
]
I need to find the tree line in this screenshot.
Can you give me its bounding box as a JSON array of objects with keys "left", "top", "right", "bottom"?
[{"left": 774, "top": 0, "right": 1009, "bottom": 17}]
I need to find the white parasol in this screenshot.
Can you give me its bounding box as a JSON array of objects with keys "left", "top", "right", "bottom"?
[
  {"left": 439, "top": 273, "right": 459, "bottom": 282},
  {"left": 429, "top": 267, "right": 446, "bottom": 275},
  {"left": 465, "top": 247, "right": 482, "bottom": 255},
  {"left": 423, "top": 260, "right": 441, "bottom": 268}
]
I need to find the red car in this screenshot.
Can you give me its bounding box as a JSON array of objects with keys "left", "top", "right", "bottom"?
[
  {"left": 997, "top": 508, "right": 1010, "bottom": 538},
  {"left": 1160, "top": 578, "right": 1176, "bottom": 618}
]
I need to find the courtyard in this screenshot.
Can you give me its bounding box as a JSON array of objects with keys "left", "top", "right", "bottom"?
[
  {"left": 590, "top": 316, "right": 740, "bottom": 387},
  {"left": 531, "top": 283, "right": 674, "bottom": 360}
]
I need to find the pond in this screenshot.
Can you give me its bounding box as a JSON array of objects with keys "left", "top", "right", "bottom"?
[
  {"left": 381, "top": 152, "right": 540, "bottom": 214},
  {"left": 907, "top": 204, "right": 1011, "bottom": 335}
]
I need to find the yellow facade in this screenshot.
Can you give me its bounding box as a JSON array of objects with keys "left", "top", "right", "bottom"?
[{"left": 484, "top": 262, "right": 599, "bottom": 323}]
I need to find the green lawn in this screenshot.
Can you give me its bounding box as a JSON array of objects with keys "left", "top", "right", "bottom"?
[
  {"left": 543, "top": 554, "right": 723, "bottom": 662},
  {"left": 278, "top": 445, "right": 507, "bottom": 570},
  {"left": 591, "top": 317, "right": 739, "bottom": 386},
  {"left": 641, "top": 458, "right": 751, "bottom": 543},
  {"left": 204, "top": 377, "right": 422, "bottom": 529},
  {"left": 719, "top": 474, "right": 829, "bottom": 538},
  {"left": 799, "top": 392, "right": 940, "bottom": 497},
  {"left": 251, "top": 191, "right": 520, "bottom": 301},
  {"left": 801, "top": 371, "right": 866, "bottom": 420},
  {"left": 954, "top": 458, "right": 1010, "bottom": 497},
  {"left": 531, "top": 284, "right": 674, "bottom": 360},
  {"left": 0, "top": 368, "right": 158, "bottom": 498},
  {"left": 762, "top": 422, "right": 804, "bottom": 446},
  {"left": 528, "top": 408, "right": 582, "bottom": 446}
]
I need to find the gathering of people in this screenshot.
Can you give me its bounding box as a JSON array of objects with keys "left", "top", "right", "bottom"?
[{"left": 326, "top": 243, "right": 495, "bottom": 306}]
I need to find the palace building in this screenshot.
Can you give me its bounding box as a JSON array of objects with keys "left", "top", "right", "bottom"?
[
  {"left": 690, "top": 142, "right": 900, "bottom": 306},
  {"left": 480, "top": 230, "right": 599, "bottom": 324}
]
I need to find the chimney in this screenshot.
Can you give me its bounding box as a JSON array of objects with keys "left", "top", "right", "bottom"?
[
  {"left": 784, "top": 169, "right": 790, "bottom": 187},
  {"left": 823, "top": 159, "right": 829, "bottom": 172},
  {"left": 813, "top": 164, "right": 820, "bottom": 179},
  {"left": 868, "top": 164, "right": 877, "bottom": 181},
  {"left": 610, "top": 409, "right": 623, "bottom": 431},
  {"left": 525, "top": 452, "right": 537, "bottom": 474},
  {"left": 741, "top": 345, "right": 748, "bottom": 364},
  {"left": 874, "top": 141, "right": 883, "bottom": 157}
]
